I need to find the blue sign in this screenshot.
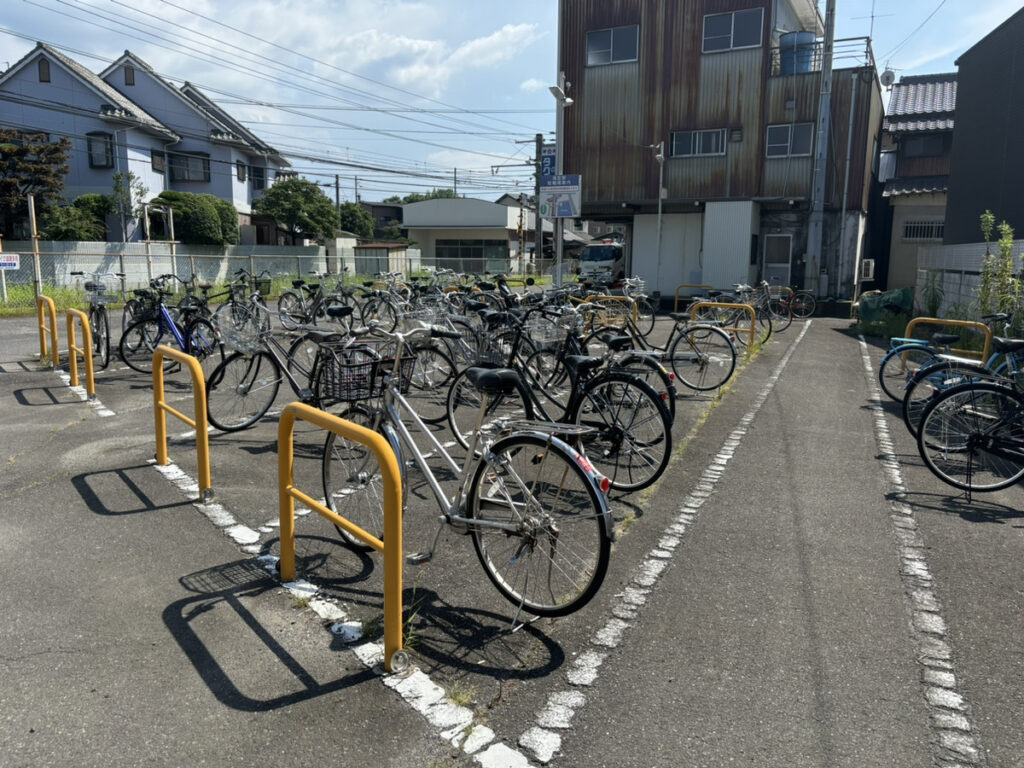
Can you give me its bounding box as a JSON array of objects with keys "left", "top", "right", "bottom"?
[
  {"left": 541, "top": 144, "right": 556, "bottom": 176},
  {"left": 0, "top": 253, "right": 20, "bottom": 270}
]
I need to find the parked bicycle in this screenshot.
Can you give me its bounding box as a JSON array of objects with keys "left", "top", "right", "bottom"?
[
  {"left": 70, "top": 270, "right": 124, "bottom": 370},
  {"left": 321, "top": 323, "right": 614, "bottom": 619},
  {"left": 277, "top": 272, "right": 351, "bottom": 331}
]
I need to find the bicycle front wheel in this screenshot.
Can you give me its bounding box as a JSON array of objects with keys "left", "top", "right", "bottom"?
[
  {"left": 917, "top": 382, "right": 1024, "bottom": 492},
  {"left": 669, "top": 324, "right": 736, "bottom": 391},
  {"left": 91, "top": 306, "right": 111, "bottom": 370},
  {"left": 790, "top": 291, "right": 816, "bottom": 318},
  {"left": 634, "top": 297, "right": 657, "bottom": 337},
  {"left": 901, "top": 360, "right": 992, "bottom": 438},
  {"left": 878, "top": 344, "right": 937, "bottom": 401},
  {"left": 206, "top": 351, "right": 282, "bottom": 431},
  {"left": 467, "top": 432, "right": 610, "bottom": 617},
  {"left": 406, "top": 344, "right": 457, "bottom": 424},
  {"left": 570, "top": 372, "right": 672, "bottom": 492},
  {"left": 277, "top": 291, "right": 305, "bottom": 330},
  {"left": 446, "top": 366, "right": 533, "bottom": 451},
  {"left": 118, "top": 319, "right": 167, "bottom": 373}
]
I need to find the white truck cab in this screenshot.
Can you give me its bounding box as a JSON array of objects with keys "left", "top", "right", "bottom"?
[{"left": 578, "top": 241, "right": 625, "bottom": 286}]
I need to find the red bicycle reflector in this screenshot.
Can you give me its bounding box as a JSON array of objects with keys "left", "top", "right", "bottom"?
[{"left": 598, "top": 475, "right": 611, "bottom": 494}]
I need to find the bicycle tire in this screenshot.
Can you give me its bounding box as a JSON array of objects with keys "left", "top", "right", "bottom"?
[
  {"left": 91, "top": 306, "right": 111, "bottom": 370},
  {"left": 669, "top": 324, "right": 736, "bottom": 391},
  {"left": 634, "top": 297, "right": 657, "bottom": 338},
  {"left": 322, "top": 404, "right": 392, "bottom": 550},
  {"left": 466, "top": 432, "right": 611, "bottom": 617},
  {"left": 569, "top": 371, "right": 672, "bottom": 492},
  {"left": 122, "top": 298, "right": 144, "bottom": 332},
  {"left": 917, "top": 382, "right": 1024, "bottom": 492},
  {"left": 360, "top": 297, "right": 399, "bottom": 332},
  {"left": 522, "top": 348, "right": 572, "bottom": 420},
  {"left": 617, "top": 354, "right": 676, "bottom": 422},
  {"left": 185, "top": 316, "right": 224, "bottom": 371},
  {"left": 446, "top": 366, "right": 534, "bottom": 451},
  {"left": 286, "top": 331, "right": 324, "bottom": 386},
  {"left": 790, "top": 291, "right": 816, "bottom": 318},
  {"left": 766, "top": 298, "right": 793, "bottom": 332},
  {"left": 406, "top": 344, "right": 457, "bottom": 424},
  {"left": 878, "top": 344, "right": 938, "bottom": 401},
  {"left": 901, "top": 360, "right": 993, "bottom": 438},
  {"left": 118, "top": 318, "right": 170, "bottom": 373},
  {"left": 206, "top": 351, "right": 282, "bottom": 432},
  {"left": 277, "top": 290, "right": 305, "bottom": 330}
]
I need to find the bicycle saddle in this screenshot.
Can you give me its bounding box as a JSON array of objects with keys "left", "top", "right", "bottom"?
[
  {"left": 465, "top": 367, "right": 520, "bottom": 395},
  {"left": 565, "top": 355, "right": 604, "bottom": 375},
  {"left": 325, "top": 305, "right": 355, "bottom": 320}
]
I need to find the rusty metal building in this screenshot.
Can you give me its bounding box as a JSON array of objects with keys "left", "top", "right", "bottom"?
[{"left": 557, "top": 0, "right": 883, "bottom": 299}]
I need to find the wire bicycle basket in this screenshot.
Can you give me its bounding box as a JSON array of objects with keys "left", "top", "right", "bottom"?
[{"left": 318, "top": 340, "right": 416, "bottom": 401}]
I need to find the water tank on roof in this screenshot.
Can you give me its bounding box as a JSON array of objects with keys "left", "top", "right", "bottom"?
[{"left": 779, "top": 31, "right": 816, "bottom": 75}]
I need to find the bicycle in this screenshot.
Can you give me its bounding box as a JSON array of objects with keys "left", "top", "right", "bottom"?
[
  {"left": 212, "top": 268, "right": 272, "bottom": 335},
  {"left": 877, "top": 329, "right": 963, "bottom": 402},
  {"left": 915, "top": 376, "right": 1024, "bottom": 497},
  {"left": 118, "top": 276, "right": 224, "bottom": 375},
  {"left": 70, "top": 270, "right": 124, "bottom": 370},
  {"left": 620, "top": 276, "right": 658, "bottom": 337},
  {"left": 691, "top": 285, "right": 773, "bottom": 348},
  {"left": 321, "top": 324, "right": 614, "bottom": 619},
  {"left": 277, "top": 272, "right": 352, "bottom": 331}
]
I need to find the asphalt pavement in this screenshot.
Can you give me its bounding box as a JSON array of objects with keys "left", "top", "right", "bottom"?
[{"left": 2, "top": 310, "right": 1022, "bottom": 768}]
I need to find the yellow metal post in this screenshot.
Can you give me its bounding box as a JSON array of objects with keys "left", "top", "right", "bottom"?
[
  {"left": 904, "top": 317, "right": 991, "bottom": 363},
  {"left": 690, "top": 301, "right": 757, "bottom": 349},
  {"left": 674, "top": 284, "right": 714, "bottom": 312},
  {"left": 152, "top": 345, "right": 213, "bottom": 501},
  {"left": 66, "top": 309, "right": 95, "bottom": 399},
  {"left": 277, "top": 402, "right": 405, "bottom": 672},
  {"left": 36, "top": 295, "right": 59, "bottom": 368}
]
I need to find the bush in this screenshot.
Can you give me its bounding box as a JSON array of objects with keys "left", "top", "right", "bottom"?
[{"left": 152, "top": 190, "right": 232, "bottom": 245}]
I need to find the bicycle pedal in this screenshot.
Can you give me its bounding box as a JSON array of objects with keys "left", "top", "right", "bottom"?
[
  {"left": 406, "top": 551, "right": 433, "bottom": 564},
  {"left": 297, "top": 387, "right": 315, "bottom": 401}
]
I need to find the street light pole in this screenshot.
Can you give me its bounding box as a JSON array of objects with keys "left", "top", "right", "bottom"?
[
  {"left": 653, "top": 141, "right": 664, "bottom": 289},
  {"left": 550, "top": 72, "right": 572, "bottom": 288}
]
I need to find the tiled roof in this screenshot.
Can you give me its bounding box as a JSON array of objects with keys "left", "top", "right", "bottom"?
[
  {"left": 882, "top": 175, "right": 949, "bottom": 197},
  {"left": 884, "top": 73, "right": 957, "bottom": 133}
]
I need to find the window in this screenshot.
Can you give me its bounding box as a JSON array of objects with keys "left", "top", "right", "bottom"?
[
  {"left": 251, "top": 165, "right": 265, "bottom": 191},
  {"left": 38, "top": 58, "right": 50, "bottom": 82},
  {"left": 86, "top": 132, "right": 113, "bottom": 168},
  {"left": 151, "top": 149, "right": 166, "bottom": 173},
  {"left": 586, "top": 25, "right": 639, "bottom": 66},
  {"left": 766, "top": 123, "right": 813, "bottom": 157},
  {"left": 671, "top": 129, "right": 726, "bottom": 157},
  {"left": 124, "top": 65, "right": 135, "bottom": 86},
  {"left": 236, "top": 160, "right": 247, "bottom": 182},
  {"left": 703, "top": 9, "right": 763, "bottom": 53},
  {"left": 904, "top": 134, "right": 944, "bottom": 158},
  {"left": 169, "top": 152, "right": 211, "bottom": 182},
  {"left": 903, "top": 221, "right": 944, "bottom": 240}
]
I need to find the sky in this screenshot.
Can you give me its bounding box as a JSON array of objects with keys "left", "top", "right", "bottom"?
[{"left": 1, "top": 0, "right": 1020, "bottom": 204}]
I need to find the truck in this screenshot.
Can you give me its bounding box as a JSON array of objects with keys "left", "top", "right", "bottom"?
[{"left": 577, "top": 241, "right": 625, "bottom": 286}]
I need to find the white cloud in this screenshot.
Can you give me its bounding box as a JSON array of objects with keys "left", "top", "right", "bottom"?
[{"left": 520, "top": 78, "right": 548, "bottom": 92}]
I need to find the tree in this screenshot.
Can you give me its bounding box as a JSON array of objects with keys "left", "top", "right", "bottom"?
[
  {"left": 38, "top": 205, "right": 105, "bottom": 241},
  {"left": 252, "top": 177, "right": 338, "bottom": 243},
  {"left": 111, "top": 171, "right": 148, "bottom": 242},
  {"left": 150, "top": 189, "right": 225, "bottom": 245},
  {"left": 198, "top": 193, "right": 240, "bottom": 245},
  {"left": 338, "top": 201, "right": 373, "bottom": 239},
  {"left": 0, "top": 128, "right": 71, "bottom": 236},
  {"left": 382, "top": 188, "right": 459, "bottom": 205}
]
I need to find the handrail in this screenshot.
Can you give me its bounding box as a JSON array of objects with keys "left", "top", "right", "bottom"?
[
  {"left": 690, "top": 301, "right": 757, "bottom": 349},
  {"left": 152, "top": 345, "right": 213, "bottom": 502},
  {"left": 277, "top": 402, "right": 406, "bottom": 673},
  {"left": 904, "top": 317, "right": 992, "bottom": 363},
  {"left": 674, "top": 284, "right": 714, "bottom": 313},
  {"left": 66, "top": 308, "right": 95, "bottom": 399},
  {"left": 36, "top": 295, "right": 59, "bottom": 368}
]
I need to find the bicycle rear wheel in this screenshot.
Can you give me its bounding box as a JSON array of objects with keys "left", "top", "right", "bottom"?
[
  {"left": 406, "top": 344, "right": 457, "bottom": 424},
  {"left": 901, "top": 360, "right": 992, "bottom": 438},
  {"left": 467, "top": 432, "right": 610, "bottom": 616},
  {"left": 878, "top": 344, "right": 937, "bottom": 401},
  {"left": 446, "top": 366, "right": 533, "bottom": 450},
  {"left": 277, "top": 291, "right": 306, "bottom": 330},
  {"left": 917, "top": 382, "right": 1024, "bottom": 492},
  {"left": 118, "top": 318, "right": 169, "bottom": 373},
  {"left": 570, "top": 372, "right": 672, "bottom": 492},
  {"left": 669, "top": 324, "right": 736, "bottom": 391},
  {"left": 790, "top": 291, "right": 816, "bottom": 318},
  {"left": 206, "top": 351, "right": 281, "bottom": 431},
  {"left": 91, "top": 306, "right": 111, "bottom": 370},
  {"left": 634, "top": 297, "right": 657, "bottom": 337}
]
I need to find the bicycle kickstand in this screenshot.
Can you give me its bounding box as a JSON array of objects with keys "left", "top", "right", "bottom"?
[{"left": 406, "top": 516, "right": 447, "bottom": 564}]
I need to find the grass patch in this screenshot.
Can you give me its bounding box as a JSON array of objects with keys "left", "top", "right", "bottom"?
[{"left": 446, "top": 680, "right": 477, "bottom": 707}]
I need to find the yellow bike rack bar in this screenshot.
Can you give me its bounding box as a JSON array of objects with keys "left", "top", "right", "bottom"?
[
  {"left": 66, "top": 309, "right": 95, "bottom": 399},
  {"left": 36, "top": 295, "right": 59, "bottom": 368},
  {"left": 277, "top": 402, "right": 405, "bottom": 672},
  {"left": 690, "top": 301, "right": 757, "bottom": 349},
  {"left": 583, "top": 294, "right": 637, "bottom": 325},
  {"left": 153, "top": 345, "right": 213, "bottom": 502},
  {"left": 674, "top": 284, "right": 714, "bottom": 313},
  {"left": 904, "top": 317, "right": 991, "bottom": 362}
]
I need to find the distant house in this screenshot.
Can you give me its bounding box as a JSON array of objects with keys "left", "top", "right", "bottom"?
[
  {"left": 879, "top": 73, "right": 956, "bottom": 288},
  {"left": 0, "top": 42, "right": 290, "bottom": 238},
  {"left": 944, "top": 7, "right": 1024, "bottom": 244},
  {"left": 361, "top": 201, "right": 403, "bottom": 239}
]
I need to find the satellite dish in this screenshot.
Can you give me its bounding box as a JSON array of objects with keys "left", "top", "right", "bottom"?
[{"left": 880, "top": 69, "right": 895, "bottom": 87}]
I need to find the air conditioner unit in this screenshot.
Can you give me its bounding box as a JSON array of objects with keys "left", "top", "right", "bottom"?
[{"left": 860, "top": 258, "right": 875, "bottom": 281}]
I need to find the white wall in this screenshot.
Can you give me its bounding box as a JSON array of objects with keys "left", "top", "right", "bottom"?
[
  {"left": 403, "top": 198, "right": 519, "bottom": 228},
  {"left": 702, "top": 201, "right": 759, "bottom": 291},
  {"left": 631, "top": 213, "right": 704, "bottom": 295}
]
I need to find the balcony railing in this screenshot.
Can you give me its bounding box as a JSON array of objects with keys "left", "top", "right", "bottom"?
[{"left": 769, "top": 36, "right": 875, "bottom": 77}]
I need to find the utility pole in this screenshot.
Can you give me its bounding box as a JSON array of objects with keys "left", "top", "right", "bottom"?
[
  {"left": 807, "top": 0, "right": 836, "bottom": 296},
  {"left": 355, "top": 175, "right": 359, "bottom": 203},
  {"left": 335, "top": 174, "right": 340, "bottom": 213},
  {"left": 453, "top": 168, "right": 458, "bottom": 196},
  {"left": 534, "top": 133, "right": 543, "bottom": 272}
]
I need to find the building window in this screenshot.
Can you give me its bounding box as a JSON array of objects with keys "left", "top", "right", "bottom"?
[
  {"left": 703, "top": 9, "right": 763, "bottom": 53},
  {"left": 904, "top": 134, "right": 944, "bottom": 158},
  {"left": 38, "top": 58, "right": 51, "bottom": 83},
  {"left": 151, "top": 149, "right": 166, "bottom": 173},
  {"left": 236, "top": 160, "right": 247, "bottom": 182},
  {"left": 586, "top": 25, "right": 639, "bottom": 66},
  {"left": 766, "top": 123, "right": 813, "bottom": 157},
  {"left": 124, "top": 65, "right": 135, "bottom": 86},
  {"left": 903, "top": 221, "right": 945, "bottom": 240},
  {"left": 251, "top": 165, "right": 265, "bottom": 191},
  {"left": 169, "top": 152, "right": 211, "bottom": 182},
  {"left": 671, "top": 129, "right": 727, "bottom": 157},
  {"left": 86, "top": 132, "right": 114, "bottom": 168}
]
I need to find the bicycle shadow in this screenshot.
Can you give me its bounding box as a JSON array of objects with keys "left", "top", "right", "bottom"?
[
  {"left": 164, "top": 556, "right": 376, "bottom": 712},
  {"left": 900, "top": 490, "right": 1024, "bottom": 526}
]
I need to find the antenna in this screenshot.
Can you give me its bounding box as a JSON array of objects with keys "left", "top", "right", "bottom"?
[{"left": 880, "top": 69, "right": 895, "bottom": 88}]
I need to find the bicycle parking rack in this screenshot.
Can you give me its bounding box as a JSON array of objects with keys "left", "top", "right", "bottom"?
[
  {"left": 689, "top": 301, "right": 757, "bottom": 348},
  {"left": 65, "top": 309, "right": 95, "bottom": 399},
  {"left": 152, "top": 345, "right": 213, "bottom": 503},
  {"left": 582, "top": 294, "right": 637, "bottom": 326},
  {"left": 36, "top": 295, "right": 59, "bottom": 368},
  {"left": 277, "top": 402, "right": 407, "bottom": 673},
  {"left": 904, "top": 317, "right": 992, "bottom": 363},
  {"left": 674, "top": 284, "right": 714, "bottom": 313}
]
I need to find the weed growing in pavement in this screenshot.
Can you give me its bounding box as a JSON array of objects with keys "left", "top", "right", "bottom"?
[
  {"left": 291, "top": 596, "right": 311, "bottom": 609},
  {"left": 361, "top": 614, "right": 383, "bottom": 639},
  {"left": 445, "top": 680, "right": 477, "bottom": 707}
]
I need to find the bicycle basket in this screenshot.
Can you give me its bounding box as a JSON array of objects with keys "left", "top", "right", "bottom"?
[
  {"left": 318, "top": 341, "right": 416, "bottom": 402},
  {"left": 220, "top": 323, "right": 261, "bottom": 355},
  {"left": 254, "top": 277, "right": 272, "bottom": 296},
  {"left": 400, "top": 306, "right": 441, "bottom": 330},
  {"left": 230, "top": 284, "right": 248, "bottom": 302},
  {"left": 526, "top": 313, "right": 571, "bottom": 348}
]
